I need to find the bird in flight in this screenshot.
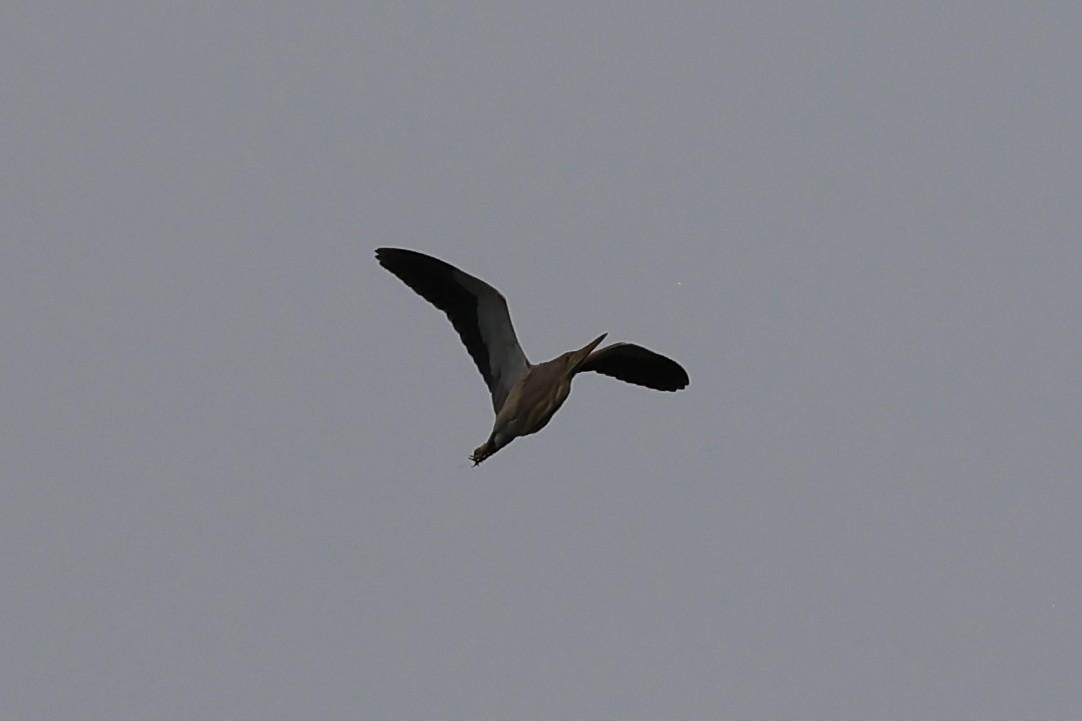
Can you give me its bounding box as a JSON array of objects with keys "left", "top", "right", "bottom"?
[{"left": 376, "top": 248, "right": 689, "bottom": 465}]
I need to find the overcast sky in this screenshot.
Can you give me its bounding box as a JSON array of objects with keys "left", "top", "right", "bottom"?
[{"left": 4, "top": 2, "right": 1081, "bottom": 719}]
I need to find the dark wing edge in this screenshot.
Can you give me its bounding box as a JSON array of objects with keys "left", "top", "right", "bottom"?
[
  {"left": 375, "top": 248, "right": 529, "bottom": 409},
  {"left": 578, "top": 342, "right": 689, "bottom": 391}
]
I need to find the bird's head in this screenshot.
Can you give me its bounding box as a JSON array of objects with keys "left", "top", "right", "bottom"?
[{"left": 566, "top": 333, "right": 607, "bottom": 375}]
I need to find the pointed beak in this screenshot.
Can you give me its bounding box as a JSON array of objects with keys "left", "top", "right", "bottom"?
[{"left": 569, "top": 333, "right": 607, "bottom": 373}]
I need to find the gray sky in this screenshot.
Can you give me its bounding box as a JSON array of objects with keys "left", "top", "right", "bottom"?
[{"left": 4, "top": 2, "right": 1081, "bottom": 719}]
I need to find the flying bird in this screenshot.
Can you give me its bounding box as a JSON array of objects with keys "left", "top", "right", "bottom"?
[{"left": 376, "top": 248, "right": 689, "bottom": 465}]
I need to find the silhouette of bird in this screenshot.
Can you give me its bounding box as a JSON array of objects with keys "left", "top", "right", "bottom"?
[{"left": 376, "top": 248, "right": 689, "bottom": 464}]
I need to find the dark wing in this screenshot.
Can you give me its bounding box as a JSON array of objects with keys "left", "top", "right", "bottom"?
[
  {"left": 376, "top": 248, "right": 529, "bottom": 412},
  {"left": 578, "top": 342, "right": 689, "bottom": 391}
]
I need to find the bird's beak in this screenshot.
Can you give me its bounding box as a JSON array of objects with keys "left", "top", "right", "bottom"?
[{"left": 569, "top": 333, "right": 607, "bottom": 373}]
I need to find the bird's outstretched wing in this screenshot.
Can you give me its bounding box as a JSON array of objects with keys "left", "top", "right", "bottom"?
[
  {"left": 376, "top": 248, "right": 530, "bottom": 412},
  {"left": 579, "top": 343, "right": 689, "bottom": 391}
]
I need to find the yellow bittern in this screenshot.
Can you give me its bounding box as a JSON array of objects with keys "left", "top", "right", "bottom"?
[{"left": 376, "top": 248, "right": 689, "bottom": 465}]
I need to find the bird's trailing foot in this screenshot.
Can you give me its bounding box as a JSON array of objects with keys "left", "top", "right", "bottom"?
[{"left": 470, "top": 442, "right": 494, "bottom": 466}]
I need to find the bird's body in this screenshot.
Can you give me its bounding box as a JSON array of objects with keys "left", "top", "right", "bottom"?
[
  {"left": 472, "top": 334, "right": 607, "bottom": 463},
  {"left": 375, "top": 248, "right": 688, "bottom": 465}
]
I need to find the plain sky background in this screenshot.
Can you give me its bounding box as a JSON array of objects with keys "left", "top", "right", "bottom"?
[{"left": 4, "top": 2, "right": 1081, "bottom": 719}]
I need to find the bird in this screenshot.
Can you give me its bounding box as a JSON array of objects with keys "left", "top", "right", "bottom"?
[{"left": 375, "top": 248, "right": 689, "bottom": 465}]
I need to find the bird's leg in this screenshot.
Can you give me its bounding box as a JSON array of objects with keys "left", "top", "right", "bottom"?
[
  {"left": 469, "top": 441, "right": 493, "bottom": 466},
  {"left": 470, "top": 427, "right": 507, "bottom": 466},
  {"left": 470, "top": 422, "right": 516, "bottom": 466}
]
